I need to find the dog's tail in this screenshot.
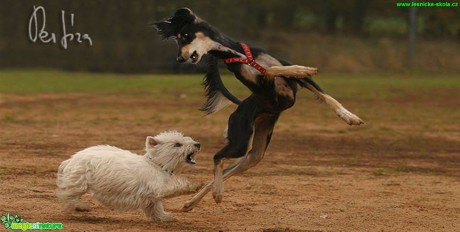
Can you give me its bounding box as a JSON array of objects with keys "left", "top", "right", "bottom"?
[
  {"left": 56, "top": 159, "right": 71, "bottom": 203},
  {"left": 296, "top": 77, "right": 364, "bottom": 126},
  {"left": 296, "top": 77, "right": 324, "bottom": 96},
  {"left": 56, "top": 158, "right": 88, "bottom": 196},
  {"left": 200, "top": 57, "right": 241, "bottom": 114},
  {"left": 57, "top": 159, "right": 71, "bottom": 187}
]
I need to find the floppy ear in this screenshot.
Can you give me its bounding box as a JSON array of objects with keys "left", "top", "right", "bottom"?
[
  {"left": 152, "top": 8, "right": 197, "bottom": 39},
  {"left": 146, "top": 136, "right": 158, "bottom": 148},
  {"left": 153, "top": 21, "right": 176, "bottom": 39}
]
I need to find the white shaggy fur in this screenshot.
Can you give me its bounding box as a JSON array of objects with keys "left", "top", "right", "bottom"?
[{"left": 56, "top": 131, "right": 201, "bottom": 222}]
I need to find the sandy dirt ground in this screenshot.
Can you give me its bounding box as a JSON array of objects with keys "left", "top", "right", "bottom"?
[{"left": 0, "top": 91, "right": 459, "bottom": 232}]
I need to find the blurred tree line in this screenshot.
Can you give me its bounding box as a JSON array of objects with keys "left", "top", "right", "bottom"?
[{"left": 0, "top": 0, "right": 459, "bottom": 73}]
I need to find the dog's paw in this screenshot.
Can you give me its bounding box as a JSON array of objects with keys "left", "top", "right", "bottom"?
[
  {"left": 212, "top": 193, "right": 223, "bottom": 204},
  {"left": 304, "top": 66, "right": 318, "bottom": 76},
  {"left": 182, "top": 201, "right": 196, "bottom": 212},
  {"left": 158, "top": 213, "right": 176, "bottom": 223},
  {"left": 212, "top": 188, "right": 223, "bottom": 204},
  {"left": 212, "top": 181, "right": 224, "bottom": 204},
  {"left": 74, "top": 202, "right": 90, "bottom": 212},
  {"left": 151, "top": 212, "right": 176, "bottom": 223},
  {"left": 336, "top": 107, "right": 364, "bottom": 126}
]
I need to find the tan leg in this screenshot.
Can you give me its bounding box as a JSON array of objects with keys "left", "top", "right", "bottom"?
[
  {"left": 182, "top": 157, "right": 253, "bottom": 212},
  {"left": 182, "top": 181, "right": 214, "bottom": 212},
  {"left": 212, "top": 159, "right": 224, "bottom": 203},
  {"left": 266, "top": 65, "right": 318, "bottom": 79},
  {"left": 182, "top": 157, "right": 248, "bottom": 212},
  {"left": 304, "top": 82, "right": 364, "bottom": 125},
  {"left": 323, "top": 94, "right": 364, "bottom": 125}
]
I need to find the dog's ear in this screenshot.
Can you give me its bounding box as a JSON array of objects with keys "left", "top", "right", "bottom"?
[
  {"left": 152, "top": 21, "right": 176, "bottom": 39},
  {"left": 146, "top": 136, "right": 158, "bottom": 148},
  {"left": 174, "top": 7, "right": 195, "bottom": 17},
  {"left": 152, "top": 8, "right": 197, "bottom": 39}
]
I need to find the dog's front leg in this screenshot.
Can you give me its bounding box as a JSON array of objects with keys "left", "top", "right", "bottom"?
[
  {"left": 143, "top": 200, "right": 175, "bottom": 222},
  {"left": 266, "top": 65, "right": 318, "bottom": 79},
  {"left": 160, "top": 177, "right": 202, "bottom": 199}
]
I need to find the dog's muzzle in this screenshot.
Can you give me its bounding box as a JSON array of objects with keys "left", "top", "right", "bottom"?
[
  {"left": 185, "top": 143, "right": 200, "bottom": 165},
  {"left": 177, "top": 56, "right": 186, "bottom": 63},
  {"left": 177, "top": 51, "right": 199, "bottom": 64}
]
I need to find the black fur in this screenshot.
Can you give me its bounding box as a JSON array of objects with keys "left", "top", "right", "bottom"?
[
  {"left": 153, "top": 8, "right": 197, "bottom": 39},
  {"left": 200, "top": 56, "right": 241, "bottom": 114}
]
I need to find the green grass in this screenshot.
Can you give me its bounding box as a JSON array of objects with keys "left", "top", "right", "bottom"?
[
  {"left": 3, "top": 114, "right": 15, "bottom": 122},
  {"left": 0, "top": 70, "right": 459, "bottom": 100},
  {"left": 373, "top": 168, "right": 394, "bottom": 176},
  {"left": 0, "top": 70, "right": 201, "bottom": 94}
]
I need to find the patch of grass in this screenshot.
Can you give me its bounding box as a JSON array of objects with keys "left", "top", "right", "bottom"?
[
  {"left": 3, "top": 114, "right": 15, "bottom": 122},
  {"left": 0, "top": 70, "right": 248, "bottom": 97},
  {"left": 331, "top": 169, "right": 346, "bottom": 175},
  {"left": 0, "top": 70, "right": 459, "bottom": 99},
  {"left": 373, "top": 166, "right": 449, "bottom": 177},
  {"left": 395, "top": 166, "right": 447, "bottom": 175},
  {"left": 31, "top": 179, "right": 39, "bottom": 186},
  {"left": 89, "top": 117, "right": 105, "bottom": 125},
  {"left": 373, "top": 168, "right": 395, "bottom": 176}
]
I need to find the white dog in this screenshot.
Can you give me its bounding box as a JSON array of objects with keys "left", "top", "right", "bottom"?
[{"left": 56, "top": 131, "right": 201, "bottom": 222}]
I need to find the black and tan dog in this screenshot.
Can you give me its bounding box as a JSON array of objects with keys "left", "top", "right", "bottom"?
[{"left": 154, "top": 8, "right": 364, "bottom": 212}]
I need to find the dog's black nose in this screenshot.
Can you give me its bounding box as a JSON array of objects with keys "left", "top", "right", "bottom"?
[
  {"left": 194, "top": 143, "right": 201, "bottom": 149},
  {"left": 177, "top": 56, "right": 186, "bottom": 63}
]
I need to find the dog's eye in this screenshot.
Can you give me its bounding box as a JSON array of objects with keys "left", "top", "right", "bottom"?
[
  {"left": 174, "top": 143, "right": 182, "bottom": 147},
  {"left": 182, "top": 33, "right": 190, "bottom": 39}
]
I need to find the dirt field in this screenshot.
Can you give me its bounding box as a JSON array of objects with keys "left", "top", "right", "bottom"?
[{"left": 0, "top": 73, "right": 459, "bottom": 231}]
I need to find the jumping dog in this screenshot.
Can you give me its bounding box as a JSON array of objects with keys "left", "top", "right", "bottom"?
[{"left": 154, "top": 8, "right": 364, "bottom": 212}]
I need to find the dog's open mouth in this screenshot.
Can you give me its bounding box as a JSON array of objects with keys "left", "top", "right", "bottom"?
[
  {"left": 190, "top": 51, "right": 199, "bottom": 64},
  {"left": 185, "top": 152, "right": 197, "bottom": 165}
]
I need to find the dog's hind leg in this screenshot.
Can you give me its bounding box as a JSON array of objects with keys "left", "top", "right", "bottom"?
[
  {"left": 182, "top": 155, "right": 259, "bottom": 212},
  {"left": 212, "top": 158, "right": 226, "bottom": 203},
  {"left": 210, "top": 96, "right": 261, "bottom": 204},
  {"left": 182, "top": 181, "right": 214, "bottom": 212},
  {"left": 57, "top": 183, "right": 90, "bottom": 212},
  {"left": 56, "top": 161, "right": 90, "bottom": 211},
  {"left": 57, "top": 181, "right": 90, "bottom": 212},
  {"left": 182, "top": 113, "right": 278, "bottom": 212},
  {"left": 297, "top": 78, "right": 364, "bottom": 125}
]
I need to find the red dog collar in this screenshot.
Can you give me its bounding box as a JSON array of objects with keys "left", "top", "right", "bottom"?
[{"left": 224, "top": 42, "right": 267, "bottom": 75}]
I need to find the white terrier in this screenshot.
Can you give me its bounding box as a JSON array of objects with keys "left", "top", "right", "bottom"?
[{"left": 56, "top": 131, "right": 201, "bottom": 222}]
